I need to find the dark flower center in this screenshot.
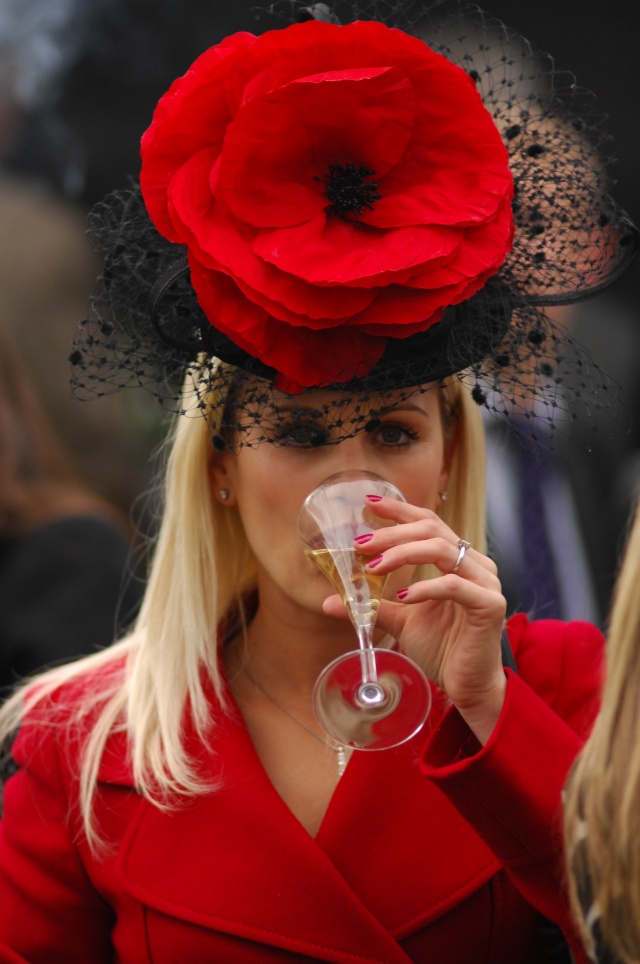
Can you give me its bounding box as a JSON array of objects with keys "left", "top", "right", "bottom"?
[{"left": 316, "top": 163, "right": 382, "bottom": 218}]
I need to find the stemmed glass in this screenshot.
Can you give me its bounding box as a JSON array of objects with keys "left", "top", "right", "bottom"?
[{"left": 298, "top": 469, "right": 431, "bottom": 750}]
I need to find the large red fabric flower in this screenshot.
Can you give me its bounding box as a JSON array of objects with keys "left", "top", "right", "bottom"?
[{"left": 140, "top": 19, "right": 514, "bottom": 393}]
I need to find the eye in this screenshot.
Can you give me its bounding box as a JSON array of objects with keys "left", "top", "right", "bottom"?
[
  {"left": 274, "top": 420, "right": 329, "bottom": 448},
  {"left": 373, "top": 421, "right": 419, "bottom": 447}
]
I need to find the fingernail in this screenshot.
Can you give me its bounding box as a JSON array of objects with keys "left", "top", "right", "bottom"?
[
  {"left": 354, "top": 533, "right": 374, "bottom": 544},
  {"left": 367, "top": 555, "right": 384, "bottom": 568},
  {"left": 396, "top": 588, "right": 409, "bottom": 600},
  {"left": 366, "top": 494, "right": 383, "bottom": 502}
]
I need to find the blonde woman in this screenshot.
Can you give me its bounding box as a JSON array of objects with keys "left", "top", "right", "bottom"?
[
  {"left": 0, "top": 1, "right": 636, "bottom": 961},
  {"left": 565, "top": 503, "right": 640, "bottom": 964},
  {"left": 0, "top": 367, "right": 605, "bottom": 962}
]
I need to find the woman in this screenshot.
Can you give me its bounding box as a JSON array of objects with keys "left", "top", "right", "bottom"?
[
  {"left": 564, "top": 502, "right": 640, "bottom": 964},
  {"left": 0, "top": 1, "right": 636, "bottom": 960},
  {"left": 0, "top": 329, "right": 142, "bottom": 693}
]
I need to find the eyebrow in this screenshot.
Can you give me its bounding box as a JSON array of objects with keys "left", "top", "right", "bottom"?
[
  {"left": 366, "top": 404, "right": 431, "bottom": 421},
  {"left": 383, "top": 404, "right": 430, "bottom": 417},
  {"left": 266, "top": 404, "right": 325, "bottom": 418}
]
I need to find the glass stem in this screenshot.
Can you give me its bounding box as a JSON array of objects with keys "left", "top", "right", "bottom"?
[{"left": 355, "top": 621, "right": 378, "bottom": 684}]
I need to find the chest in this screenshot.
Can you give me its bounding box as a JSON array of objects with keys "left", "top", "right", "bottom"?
[{"left": 240, "top": 700, "right": 351, "bottom": 836}]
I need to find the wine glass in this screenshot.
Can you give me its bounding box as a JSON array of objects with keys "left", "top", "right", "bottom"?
[{"left": 298, "top": 469, "right": 431, "bottom": 750}]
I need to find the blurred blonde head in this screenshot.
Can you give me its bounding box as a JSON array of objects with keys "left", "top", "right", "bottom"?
[
  {"left": 565, "top": 500, "right": 640, "bottom": 962},
  {"left": 0, "top": 328, "right": 108, "bottom": 535}
]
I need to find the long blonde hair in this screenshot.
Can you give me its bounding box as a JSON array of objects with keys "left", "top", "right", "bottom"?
[
  {"left": 0, "top": 373, "right": 486, "bottom": 849},
  {"left": 564, "top": 499, "right": 640, "bottom": 963}
]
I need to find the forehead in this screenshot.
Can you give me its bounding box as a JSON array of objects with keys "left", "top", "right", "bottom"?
[
  {"left": 225, "top": 382, "right": 440, "bottom": 448},
  {"left": 267, "top": 384, "right": 438, "bottom": 416}
]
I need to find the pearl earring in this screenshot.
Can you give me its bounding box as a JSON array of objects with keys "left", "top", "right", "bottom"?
[
  {"left": 439, "top": 490, "right": 448, "bottom": 502},
  {"left": 219, "top": 489, "right": 230, "bottom": 501}
]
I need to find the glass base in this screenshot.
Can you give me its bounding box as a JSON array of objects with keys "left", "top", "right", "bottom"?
[{"left": 313, "top": 648, "right": 431, "bottom": 750}]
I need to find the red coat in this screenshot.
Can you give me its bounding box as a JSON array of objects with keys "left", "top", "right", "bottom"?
[{"left": 0, "top": 615, "right": 602, "bottom": 963}]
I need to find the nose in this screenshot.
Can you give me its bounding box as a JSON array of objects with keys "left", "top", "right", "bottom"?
[{"left": 323, "top": 433, "right": 376, "bottom": 476}]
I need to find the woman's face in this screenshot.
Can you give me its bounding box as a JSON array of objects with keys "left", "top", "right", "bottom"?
[{"left": 212, "top": 387, "right": 453, "bottom": 624}]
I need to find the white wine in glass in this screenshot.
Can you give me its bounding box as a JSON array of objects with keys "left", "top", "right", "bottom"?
[{"left": 298, "top": 469, "right": 431, "bottom": 750}]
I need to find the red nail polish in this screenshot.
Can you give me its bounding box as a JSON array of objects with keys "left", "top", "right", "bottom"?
[
  {"left": 367, "top": 555, "right": 383, "bottom": 568},
  {"left": 366, "top": 494, "right": 383, "bottom": 502},
  {"left": 396, "top": 588, "right": 409, "bottom": 600},
  {"left": 354, "top": 533, "right": 374, "bottom": 544}
]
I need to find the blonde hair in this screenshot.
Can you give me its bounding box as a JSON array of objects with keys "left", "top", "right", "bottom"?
[
  {"left": 0, "top": 372, "right": 486, "bottom": 849},
  {"left": 564, "top": 500, "right": 640, "bottom": 963}
]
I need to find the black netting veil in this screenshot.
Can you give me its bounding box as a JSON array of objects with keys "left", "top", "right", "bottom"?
[{"left": 70, "top": 0, "right": 639, "bottom": 451}]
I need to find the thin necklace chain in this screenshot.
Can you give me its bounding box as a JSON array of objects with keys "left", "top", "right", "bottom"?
[{"left": 241, "top": 664, "right": 352, "bottom": 779}]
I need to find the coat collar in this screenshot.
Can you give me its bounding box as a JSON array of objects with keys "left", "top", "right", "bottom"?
[{"left": 103, "top": 686, "right": 500, "bottom": 962}]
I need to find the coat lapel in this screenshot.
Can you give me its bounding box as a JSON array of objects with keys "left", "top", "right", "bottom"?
[
  {"left": 316, "top": 712, "right": 501, "bottom": 940},
  {"left": 113, "top": 702, "right": 412, "bottom": 963},
  {"left": 108, "top": 690, "right": 500, "bottom": 961}
]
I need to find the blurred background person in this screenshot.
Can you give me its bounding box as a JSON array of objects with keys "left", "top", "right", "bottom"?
[
  {"left": 0, "top": 176, "right": 160, "bottom": 515},
  {"left": 0, "top": 329, "right": 143, "bottom": 694},
  {"left": 485, "top": 293, "right": 640, "bottom": 627},
  {"left": 0, "top": 0, "right": 163, "bottom": 518},
  {"left": 564, "top": 498, "right": 640, "bottom": 963}
]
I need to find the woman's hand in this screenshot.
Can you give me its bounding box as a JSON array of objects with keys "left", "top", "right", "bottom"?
[{"left": 322, "top": 496, "right": 507, "bottom": 744}]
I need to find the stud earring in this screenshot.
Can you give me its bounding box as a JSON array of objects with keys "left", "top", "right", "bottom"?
[
  {"left": 219, "top": 489, "right": 230, "bottom": 501},
  {"left": 439, "top": 490, "right": 448, "bottom": 502}
]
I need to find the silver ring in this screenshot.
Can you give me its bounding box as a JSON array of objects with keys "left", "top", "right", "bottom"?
[{"left": 449, "top": 539, "right": 471, "bottom": 575}]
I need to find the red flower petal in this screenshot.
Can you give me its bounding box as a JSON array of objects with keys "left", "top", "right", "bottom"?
[
  {"left": 189, "top": 258, "right": 385, "bottom": 389},
  {"left": 364, "top": 164, "right": 512, "bottom": 229},
  {"left": 253, "top": 212, "right": 462, "bottom": 284},
  {"left": 165, "top": 148, "right": 218, "bottom": 247},
  {"left": 404, "top": 198, "right": 514, "bottom": 289},
  {"left": 347, "top": 283, "right": 473, "bottom": 333},
  {"left": 362, "top": 83, "right": 512, "bottom": 228},
  {"left": 169, "top": 152, "right": 375, "bottom": 322},
  {"left": 140, "top": 32, "right": 256, "bottom": 240},
  {"left": 225, "top": 20, "right": 443, "bottom": 110},
  {"left": 218, "top": 66, "right": 414, "bottom": 228}
]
